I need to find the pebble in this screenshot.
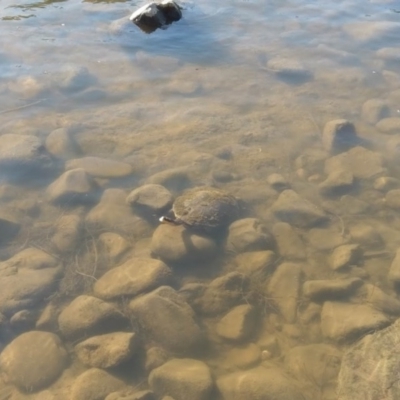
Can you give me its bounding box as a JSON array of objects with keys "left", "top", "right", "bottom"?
[{"left": 376, "top": 117, "right": 400, "bottom": 134}]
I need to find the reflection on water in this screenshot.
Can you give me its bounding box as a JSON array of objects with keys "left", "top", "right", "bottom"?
[{"left": 0, "top": 0, "right": 400, "bottom": 398}]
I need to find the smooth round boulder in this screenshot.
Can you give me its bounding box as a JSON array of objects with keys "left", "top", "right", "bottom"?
[
  {"left": 0, "top": 331, "right": 68, "bottom": 392},
  {"left": 151, "top": 224, "right": 217, "bottom": 264},
  {"left": 126, "top": 184, "right": 173, "bottom": 215}
]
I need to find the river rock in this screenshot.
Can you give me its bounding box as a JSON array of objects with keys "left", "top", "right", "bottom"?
[
  {"left": 284, "top": 344, "right": 341, "bottom": 388},
  {"left": 388, "top": 248, "right": 400, "bottom": 286},
  {"left": 376, "top": 117, "right": 400, "bottom": 134},
  {"left": 271, "top": 190, "right": 327, "bottom": 228},
  {"left": 373, "top": 176, "right": 400, "bottom": 191},
  {"left": 321, "top": 301, "right": 390, "bottom": 342},
  {"left": 58, "top": 295, "right": 127, "bottom": 341},
  {"left": 319, "top": 170, "right": 354, "bottom": 196},
  {"left": 57, "top": 65, "right": 95, "bottom": 93},
  {"left": 349, "top": 224, "right": 383, "bottom": 249},
  {"left": 361, "top": 98, "right": 390, "bottom": 125},
  {"left": 146, "top": 168, "right": 192, "bottom": 192},
  {"left": 356, "top": 283, "right": 400, "bottom": 315},
  {"left": 322, "top": 119, "right": 358, "bottom": 153},
  {"left": 272, "top": 222, "right": 306, "bottom": 260},
  {"left": 130, "top": 1, "right": 182, "bottom": 34},
  {"left": 71, "top": 368, "right": 125, "bottom": 400},
  {"left": 0, "top": 248, "right": 61, "bottom": 315},
  {"left": 325, "top": 146, "right": 385, "bottom": 180},
  {"left": 51, "top": 213, "right": 82, "bottom": 253},
  {"left": 0, "top": 331, "right": 68, "bottom": 392},
  {"left": 145, "top": 347, "right": 169, "bottom": 373},
  {"left": 86, "top": 188, "right": 152, "bottom": 237},
  {"left": 98, "top": 232, "right": 131, "bottom": 264},
  {"left": 267, "top": 262, "right": 302, "bottom": 323},
  {"left": 75, "top": 332, "right": 138, "bottom": 368},
  {"left": 267, "top": 56, "right": 312, "bottom": 83},
  {"left": 267, "top": 173, "right": 290, "bottom": 191},
  {"left": 194, "top": 272, "right": 249, "bottom": 315},
  {"left": 234, "top": 250, "right": 276, "bottom": 280},
  {"left": 0, "top": 211, "right": 20, "bottom": 245},
  {"left": 66, "top": 157, "right": 133, "bottom": 179},
  {"left": 47, "top": 168, "right": 98, "bottom": 206},
  {"left": 129, "top": 286, "right": 205, "bottom": 355},
  {"left": 216, "top": 305, "right": 257, "bottom": 342},
  {"left": 225, "top": 218, "right": 274, "bottom": 253},
  {"left": 303, "top": 278, "right": 363, "bottom": 301},
  {"left": 224, "top": 343, "right": 261, "bottom": 369},
  {"left": 337, "top": 317, "right": 400, "bottom": 400},
  {"left": 45, "top": 128, "right": 79, "bottom": 159},
  {"left": 126, "top": 184, "right": 173, "bottom": 216},
  {"left": 386, "top": 189, "right": 400, "bottom": 209},
  {"left": 106, "top": 390, "right": 156, "bottom": 400},
  {"left": 330, "top": 244, "right": 362, "bottom": 270},
  {"left": 216, "top": 366, "right": 304, "bottom": 400},
  {"left": 0, "top": 134, "right": 54, "bottom": 182},
  {"left": 151, "top": 224, "right": 217, "bottom": 264},
  {"left": 94, "top": 257, "right": 172, "bottom": 300},
  {"left": 149, "top": 359, "right": 213, "bottom": 400},
  {"left": 344, "top": 21, "right": 400, "bottom": 43}
]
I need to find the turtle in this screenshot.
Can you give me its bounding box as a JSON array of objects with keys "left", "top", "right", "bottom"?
[{"left": 159, "top": 186, "right": 240, "bottom": 233}]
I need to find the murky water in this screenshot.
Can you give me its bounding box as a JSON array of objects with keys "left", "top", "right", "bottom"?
[{"left": 0, "top": 0, "right": 400, "bottom": 398}]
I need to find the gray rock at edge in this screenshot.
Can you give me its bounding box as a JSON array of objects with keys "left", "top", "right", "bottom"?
[
  {"left": 47, "top": 168, "right": 98, "bottom": 206},
  {"left": 361, "top": 99, "right": 390, "bottom": 125},
  {"left": 75, "top": 332, "right": 138, "bottom": 368},
  {"left": 216, "top": 366, "right": 305, "bottom": 400},
  {"left": 267, "top": 262, "right": 302, "bottom": 323},
  {"left": 71, "top": 368, "right": 126, "bottom": 400},
  {"left": 225, "top": 218, "right": 275, "bottom": 254},
  {"left": 322, "top": 119, "right": 358, "bottom": 153},
  {"left": 271, "top": 190, "right": 328, "bottom": 228},
  {"left": 337, "top": 318, "right": 400, "bottom": 400},
  {"left": 272, "top": 222, "right": 306, "bottom": 260},
  {"left": 0, "top": 248, "right": 61, "bottom": 315},
  {"left": 0, "top": 134, "right": 54, "bottom": 180},
  {"left": 126, "top": 184, "right": 173, "bottom": 216},
  {"left": 58, "top": 295, "right": 127, "bottom": 341},
  {"left": 0, "top": 331, "right": 68, "bottom": 392},
  {"left": 216, "top": 304, "right": 258, "bottom": 342},
  {"left": 66, "top": 157, "right": 133, "bottom": 179},
  {"left": 45, "top": 128, "right": 80, "bottom": 160},
  {"left": 129, "top": 286, "right": 205, "bottom": 355},
  {"left": 321, "top": 301, "right": 390, "bottom": 342},
  {"left": 94, "top": 257, "right": 172, "bottom": 300},
  {"left": 151, "top": 224, "right": 217, "bottom": 265},
  {"left": 324, "top": 146, "right": 385, "bottom": 180},
  {"left": 148, "top": 358, "right": 213, "bottom": 400}
]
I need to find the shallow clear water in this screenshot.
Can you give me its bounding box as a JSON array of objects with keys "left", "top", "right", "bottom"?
[{"left": 1, "top": 0, "right": 400, "bottom": 398}]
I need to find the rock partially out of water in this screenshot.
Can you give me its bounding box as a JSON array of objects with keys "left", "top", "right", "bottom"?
[
  {"left": 130, "top": 1, "right": 182, "bottom": 34},
  {"left": 337, "top": 318, "right": 400, "bottom": 400},
  {"left": 129, "top": 286, "right": 205, "bottom": 355},
  {"left": 94, "top": 257, "right": 172, "bottom": 300},
  {"left": 58, "top": 295, "right": 127, "bottom": 341},
  {"left": 0, "top": 331, "right": 68, "bottom": 392},
  {"left": 321, "top": 301, "right": 390, "bottom": 342},
  {"left": 151, "top": 224, "right": 217, "bottom": 265},
  {"left": 71, "top": 368, "right": 126, "bottom": 400},
  {"left": 0, "top": 248, "right": 61, "bottom": 316},
  {"left": 66, "top": 157, "right": 133, "bottom": 179},
  {"left": 75, "top": 332, "right": 138, "bottom": 368},
  {"left": 216, "top": 366, "right": 305, "bottom": 400},
  {"left": 271, "top": 190, "right": 328, "bottom": 228},
  {"left": 149, "top": 358, "right": 213, "bottom": 400}
]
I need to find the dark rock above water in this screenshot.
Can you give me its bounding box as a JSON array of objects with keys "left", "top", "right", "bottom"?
[{"left": 130, "top": 1, "right": 182, "bottom": 34}]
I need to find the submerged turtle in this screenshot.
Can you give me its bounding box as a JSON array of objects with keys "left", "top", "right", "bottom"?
[{"left": 160, "top": 186, "right": 240, "bottom": 233}]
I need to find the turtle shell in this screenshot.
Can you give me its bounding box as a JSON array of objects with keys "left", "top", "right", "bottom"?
[{"left": 172, "top": 187, "right": 239, "bottom": 232}]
